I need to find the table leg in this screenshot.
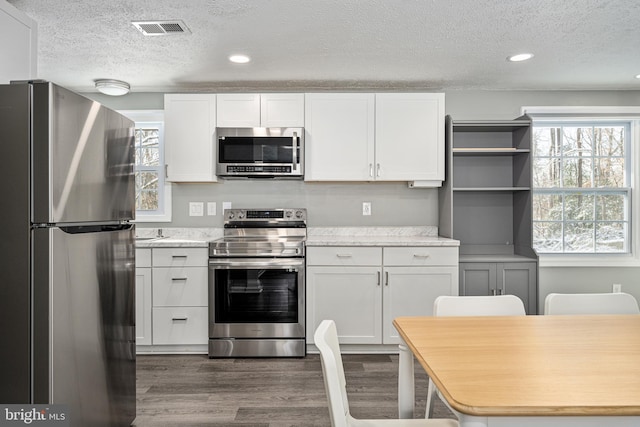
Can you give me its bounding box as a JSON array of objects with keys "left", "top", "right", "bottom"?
[{"left": 398, "top": 342, "right": 415, "bottom": 419}]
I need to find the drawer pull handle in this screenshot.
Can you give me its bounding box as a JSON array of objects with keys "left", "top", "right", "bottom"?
[
  {"left": 336, "top": 254, "right": 353, "bottom": 258},
  {"left": 413, "top": 254, "right": 430, "bottom": 258},
  {"left": 172, "top": 316, "right": 188, "bottom": 321},
  {"left": 172, "top": 255, "right": 188, "bottom": 258},
  {"left": 172, "top": 277, "right": 188, "bottom": 281}
]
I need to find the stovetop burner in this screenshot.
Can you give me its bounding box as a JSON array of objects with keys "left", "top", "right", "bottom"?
[{"left": 209, "top": 208, "right": 307, "bottom": 258}]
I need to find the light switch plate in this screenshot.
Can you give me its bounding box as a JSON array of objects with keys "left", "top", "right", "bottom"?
[
  {"left": 189, "top": 202, "right": 204, "bottom": 216},
  {"left": 207, "top": 202, "right": 217, "bottom": 216}
]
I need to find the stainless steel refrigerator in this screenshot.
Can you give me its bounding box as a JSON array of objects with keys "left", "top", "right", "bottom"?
[{"left": 0, "top": 81, "right": 136, "bottom": 426}]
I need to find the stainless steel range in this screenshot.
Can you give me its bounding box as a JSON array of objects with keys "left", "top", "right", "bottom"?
[{"left": 208, "top": 208, "right": 306, "bottom": 357}]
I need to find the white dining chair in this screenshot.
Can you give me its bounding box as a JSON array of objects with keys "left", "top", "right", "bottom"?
[
  {"left": 425, "top": 295, "right": 527, "bottom": 418},
  {"left": 544, "top": 292, "right": 640, "bottom": 315},
  {"left": 314, "top": 320, "right": 459, "bottom": 427}
]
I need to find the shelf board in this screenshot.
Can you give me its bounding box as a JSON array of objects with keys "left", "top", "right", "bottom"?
[
  {"left": 453, "top": 148, "right": 530, "bottom": 156},
  {"left": 453, "top": 187, "right": 531, "bottom": 192},
  {"left": 453, "top": 120, "right": 531, "bottom": 132}
]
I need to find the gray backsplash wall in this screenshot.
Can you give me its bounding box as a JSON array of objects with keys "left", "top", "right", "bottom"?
[
  {"left": 90, "top": 89, "right": 640, "bottom": 310},
  {"left": 168, "top": 180, "right": 438, "bottom": 227}
]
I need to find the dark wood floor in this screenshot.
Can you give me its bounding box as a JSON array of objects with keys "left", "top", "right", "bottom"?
[{"left": 133, "top": 353, "right": 455, "bottom": 426}]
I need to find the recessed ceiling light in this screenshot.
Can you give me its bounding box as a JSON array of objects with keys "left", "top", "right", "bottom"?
[
  {"left": 507, "top": 53, "right": 534, "bottom": 62},
  {"left": 229, "top": 54, "right": 251, "bottom": 64},
  {"left": 94, "top": 79, "right": 130, "bottom": 96},
  {"left": 636, "top": 74, "right": 640, "bottom": 79}
]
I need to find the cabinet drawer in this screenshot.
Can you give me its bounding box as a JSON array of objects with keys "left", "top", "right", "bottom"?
[
  {"left": 152, "top": 267, "right": 208, "bottom": 307},
  {"left": 383, "top": 247, "right": 458, "bottom": 266},
  {"left": 307, "top": 246, "right": 382, "bottom": 266},
  {"left": 152, "top": 247, "right": 208, "bottom": 267},
  {"left": 152, "top": 307, "right": 208, "bottom": 345}
]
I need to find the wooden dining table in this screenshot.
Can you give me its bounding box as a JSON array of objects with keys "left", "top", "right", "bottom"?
[{"left": 393, "top": 314, "right": 640, "bottom": 427}]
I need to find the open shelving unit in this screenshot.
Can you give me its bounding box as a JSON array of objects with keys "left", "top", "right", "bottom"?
[{"left": 438, "top": 115, "right": 539, "bottom": 313}]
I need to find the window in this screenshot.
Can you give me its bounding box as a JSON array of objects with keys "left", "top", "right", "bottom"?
[
  {"left": 532, "top": 122, "right": 630, "bottom": 254},
  {"left": 524, "top": 105, "right": 640, "bottom": 266},
  {"left": 120, "top": 110, "right": 172, "bottom": 222}
]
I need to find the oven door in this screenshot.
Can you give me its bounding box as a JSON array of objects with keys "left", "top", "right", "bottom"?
[{"left": 208, "top": 258, "right": 305, "bottom": 339}]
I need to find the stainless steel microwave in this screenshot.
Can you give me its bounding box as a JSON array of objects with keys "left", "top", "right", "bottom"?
[{"left": 216, "top": 127, "right": 304, "bottom": 179}]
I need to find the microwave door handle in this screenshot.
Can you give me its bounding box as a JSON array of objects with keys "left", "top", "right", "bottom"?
[{"left": 292, "top": 132, "right": 298, "bottom": 170}]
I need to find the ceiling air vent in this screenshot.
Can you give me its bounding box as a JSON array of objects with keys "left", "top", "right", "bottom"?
[{"left": 132, "top": 20, "right": 191, "bottom": 36}]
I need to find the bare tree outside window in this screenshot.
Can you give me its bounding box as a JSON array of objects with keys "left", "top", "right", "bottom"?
[
  {"left": 134, "top": 127, "right": 161, "bottom": 211},
  {"left": 532, "top": 123, "right": 630, "bottom": 254}
]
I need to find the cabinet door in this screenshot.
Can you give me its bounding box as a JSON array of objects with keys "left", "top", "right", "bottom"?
[
  {"left": 135, "top": 268, "right": 152, "bottom": 346},
  {"left": 0, "top": 2, "right": 37, "bottom": 83},
  {"left": 383, "top": 266, "right": 458, "bottom": 344},
  {"left": 307, "top": 266, "right": 382, "bottom": 344},
  {"left": 375, "top": 93, "right": 445, "bottom": 183},
  {"left": 459, "top": 262, "right": 497, "bottom": 296},
  {"left": 497, "top": 262, "right": 537, "bottom": 314},
  {"left": 260, "top": 93, "right": 304, "bottom": 127},
  {"left": 216, "top": 94, "right": 260, "bottom": 127},
  {"left": 304, "top": 93, "right": 375, "bottom": 181},
  {"left": 164, "top": 94, "right": 217, "bottom": 182}
]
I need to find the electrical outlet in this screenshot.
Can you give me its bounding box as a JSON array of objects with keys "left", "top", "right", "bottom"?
[
  {"left": 207, "top": 202, "right": 217, "bottom": 216},
  {"left": 222, "top": 202, "right": 232, "bottom": 212},
  {"left": 189, "top": 202, "right": 204, "bottom": 216},
  {"left": 613, "top": 283, "right": 622, "bottom": 293},
  {"left": 362, "top": 202, "right": 372, "bottom": 216}
]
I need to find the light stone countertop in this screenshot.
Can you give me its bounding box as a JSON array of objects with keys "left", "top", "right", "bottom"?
[
  {"left": 135, "top": 226, "right": 459, "bottom": 248},
  {"left": 135, "top": 227, "right": 222, "bottom": 248},
  {"left": 306, "top": 227, "right": 459, "bottom": 247}
]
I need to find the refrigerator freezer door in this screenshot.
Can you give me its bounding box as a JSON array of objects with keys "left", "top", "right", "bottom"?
[
  {"left": 32, "top": 226, "right": 136, "bottom": 427},
  {"left": 31, "top": 82, "right": 135, "bottom": 224}
]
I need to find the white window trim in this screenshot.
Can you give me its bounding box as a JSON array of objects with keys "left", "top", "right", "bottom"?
[
  {"left": 119, "top": 110, "right": 172, "bottom": 223},
  {"left": 522, "top": 106, "right": 640, "bottom": 268}
]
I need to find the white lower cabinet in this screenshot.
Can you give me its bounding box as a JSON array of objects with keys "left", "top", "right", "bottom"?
[
  {"left": 152, "top": 307, "right": 209, "bottom": 345},
  {"left": 307, "top": 266, "right": 383, "bottom": 344},
  {"left": 135, "top": 249, "right": 152, "bottom": 346},
  {"left": 136, "top": 246, "right": 209, "bottom": 352},
  {"left": 307, "top": 246, "right": 458, "bottom": 347}
]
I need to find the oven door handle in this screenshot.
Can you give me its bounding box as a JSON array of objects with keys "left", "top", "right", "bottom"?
[{"left": 209, "top": 258, "right": 305, "bottom": 269}]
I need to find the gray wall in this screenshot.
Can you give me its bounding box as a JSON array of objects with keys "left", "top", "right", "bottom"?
[{"left": 89, "top": 89, "right": 640, "bottom": 311}]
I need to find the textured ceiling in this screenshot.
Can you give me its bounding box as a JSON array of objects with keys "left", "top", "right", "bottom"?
[{"left": 7, "top": 0, "right": 640, "bottom": 94}]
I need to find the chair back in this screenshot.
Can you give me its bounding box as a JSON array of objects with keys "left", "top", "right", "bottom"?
[
  {"left": 433, "top": 295, "right": 527, "bottom": 316},
  {"left": 544, "top": 292, "right": 640, "bottom": 315},
  {"left": 314, "top": 320, "right": 350, "bottom": 427}
]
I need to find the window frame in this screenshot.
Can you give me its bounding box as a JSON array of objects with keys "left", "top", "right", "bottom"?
[
  {"left": 119, "top": 110, "right": 172, "bottom": 223},
  {"left": 522, "top": 106, "right": 640, "bottom": 267}
]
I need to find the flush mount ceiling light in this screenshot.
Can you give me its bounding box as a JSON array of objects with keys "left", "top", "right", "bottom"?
[
  {"left": 507, "top": 53, "right": 534, "bottom": 62},
  {"left": 636, "top": 74, "right": 640, "bottom": 79},
  {"left": 229, "top": 54, "right": 251, "bottom": 64},
  {"left": 95, "top": 79, "right": 130, "bottom": 96}
]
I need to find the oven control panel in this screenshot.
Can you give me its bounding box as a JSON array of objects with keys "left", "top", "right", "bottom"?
[{"left": 224, "top": 208, "right": 307, "bottom": 222}]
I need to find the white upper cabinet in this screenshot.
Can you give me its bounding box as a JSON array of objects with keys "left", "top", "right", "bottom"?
[
  {"left": 0, "top": 2, "right": 37, "bottom": 83},
  {"left": 164, "top": 94, "right": 217, "bottom": 182},
  {"left": 304, "top": 93, "right": 375, "bottom": 181},
  {"left": 375, "top": 93, "right": 445, "bottom": 184},
  {"left": 304, "top": 92, "right": 445, "bottom": 185},
  {"left": 260, "top": 94, "right": 305, "bottom": 127},
  {"left": 217, "top": 93, "right": 304, "bottom": 127}
]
